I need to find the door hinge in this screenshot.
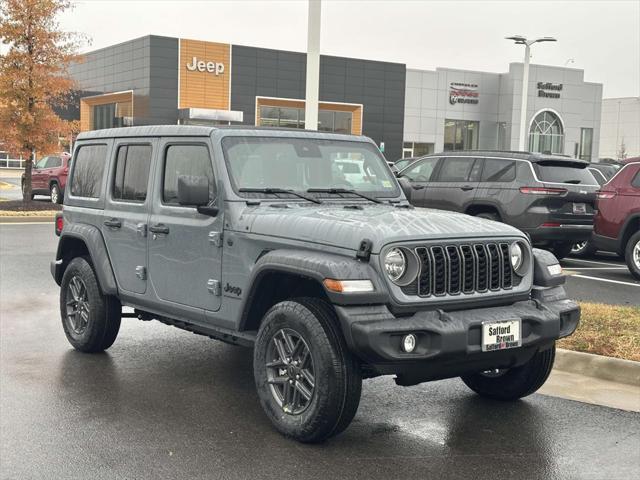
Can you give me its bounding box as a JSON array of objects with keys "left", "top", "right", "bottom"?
[
  {"left": 207, "top": 279, "right": 221, "bottom": 296},
  {"left": 208, "top": 231, "right": 223, "bottom": 247},
  {"left": 135, "top": 266, "right": 147, "bottom": 280}
]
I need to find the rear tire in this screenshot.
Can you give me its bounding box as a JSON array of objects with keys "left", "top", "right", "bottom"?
[
  {"left": 550, "top": 242, "right": 573, "bottom": 260},
  {"left": 460, "top": 344, "right": 555, "bottom": 401},
  {"left": 253, "top": 297, "right": 362, "bottom": 443},
  {"left": 50, "top": 182, "right": 62, "bottom": 204},
  {"left": 625, "top": 231, "right": 640, "bottom": 280},
  {"left": 60, "top": 257, "right": 121, "bottom": 353},
  {"left": 570, "top": 240, "right": 596, "bottom": 258}
]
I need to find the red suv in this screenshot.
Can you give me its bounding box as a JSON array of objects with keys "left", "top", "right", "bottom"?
[
  {"left": 593, "top": 159, "right": 640, "bottom": 279},
  {"left": 21, "top": 152, "right": 71, "bottom": 204}
]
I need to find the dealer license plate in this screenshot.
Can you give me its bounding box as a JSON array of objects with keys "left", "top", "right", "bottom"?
[
  {"left": 573, "top": 203, "right": 587, "bottom": 214},
  {"left": 482, "top": 319, "right": 521, "bottom": 352}
]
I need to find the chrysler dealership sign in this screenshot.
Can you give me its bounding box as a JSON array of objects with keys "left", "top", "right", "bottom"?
[
  {"left": 449, "top": 82, "right": 479, "bottom": 105},
  {"left": 186, "top": 56, "right": 225, "bottom": 75}
]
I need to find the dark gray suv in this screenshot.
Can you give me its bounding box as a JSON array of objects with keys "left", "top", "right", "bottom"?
[{"left": 397, "top": 151, "right": 600, "bottom": 258}]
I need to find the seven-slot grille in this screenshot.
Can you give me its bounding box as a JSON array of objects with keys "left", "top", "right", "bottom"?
[{"left": 401, "top": 242, "right": 515, "bottom": 297}]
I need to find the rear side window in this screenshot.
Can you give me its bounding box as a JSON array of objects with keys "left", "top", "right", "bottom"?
[
  {"left": 632, "top": 170, "right": 640, "bottom": 188},
  {"left": 435, "top": 157, "right": 475, "bottom": 182},
  {"left": 481, "top": 159, "right": 516, "bottom": 182},
  {"left": 533, "top": 162, "right": 598, "bottom": 185},
  {"left": 163, "top": 144, "right": 215, "bottom": 205},
  {"left": 112, "top": 145, "right": 152, "bottom": 202},
  {"left": 70, "top": 144, "right": 107, "bottom": 198}
]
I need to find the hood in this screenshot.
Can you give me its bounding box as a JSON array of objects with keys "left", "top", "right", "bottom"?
[{"left": 232, "top": 203, "right": 524, "bottom": 253}]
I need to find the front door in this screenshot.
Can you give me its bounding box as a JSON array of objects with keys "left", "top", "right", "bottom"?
[
  {"left": 101, "top": 140, "right": 155, "bottom": 294},
  {"left": 147, "top": 139, "right": 223, "bottom": 312},
  {"left": 399, "top": 157, "right": 441, "bottom": 207}
]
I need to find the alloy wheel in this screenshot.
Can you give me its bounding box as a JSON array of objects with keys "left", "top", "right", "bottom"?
[
  {"left": 266, "top": 328, "right": 315, "bottom": 415},
  {"left": 51, "top": 185, "right": 59, "bottom": 204},
  {"left": 634, "top": 240, "right": 640, "bottom": 270},
  {"left": 65, "top": 276, "right": 90, "bottom": 335},
  {"left": 571, "top": 241, "right": 588, "bottom": 254}
]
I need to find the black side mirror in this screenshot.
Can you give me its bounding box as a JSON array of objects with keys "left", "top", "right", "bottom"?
[
  {"left": 397, "top": 176, "right": 412, "bottom": 199},
  {"left": 177, "top": 175, "right": 218, "bottom": 216}
]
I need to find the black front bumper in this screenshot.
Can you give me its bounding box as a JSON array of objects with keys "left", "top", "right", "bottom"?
[{"left": 334, "top": 286, "right": 579, "bottom": 383}]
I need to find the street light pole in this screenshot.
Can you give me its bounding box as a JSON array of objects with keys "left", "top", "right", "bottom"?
[
  {"left": 304, "top": 0, "right": 321, "bottom": 131},
  {"left": 505, "top": 35, "right": 557, "bottom": 151}
]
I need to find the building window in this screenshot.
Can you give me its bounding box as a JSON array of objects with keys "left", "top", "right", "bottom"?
[
  {"left": 443, "top": 120, "right": 479, "bottom": 151},
  {"left": 402, "top": 142, "right": 434, "bottom": 158},
  {"left": 259, "top": 106, "right": 351, "bottom": 133},
  {"left": 528, "top": 110, "right": 564, "bottom": 154},
  {"left": 579, "top": 128, "right": 593, "bottom": 161},
  {"left": 91, "top": 100, "right": 133, "bottom": 130}
]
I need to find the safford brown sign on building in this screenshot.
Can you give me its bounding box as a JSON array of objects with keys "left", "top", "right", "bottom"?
[{"left": 179, "top": 39, "right": 231, "bottom": 110}]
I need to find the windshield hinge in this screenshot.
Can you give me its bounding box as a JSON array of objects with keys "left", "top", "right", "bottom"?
[{"left": 356, "top": 238, "right": 373, "bottom": 262}]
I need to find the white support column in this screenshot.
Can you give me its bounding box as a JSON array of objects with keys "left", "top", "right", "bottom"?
[
  {"left": 518, "top": 44, "right": 531, "bottom": 151},
  {"left": 304, "top": 0, "right": 321, "bottom": 130}
]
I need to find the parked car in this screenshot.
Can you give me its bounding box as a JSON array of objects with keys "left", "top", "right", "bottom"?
[
  {"left": 51, "top": 126, "right": 578, "bottom": 443},
  {"left": 21, "top": 152, "right": 71, "bottom": 203},
  {"left": 592, "top": 161, "right": 640, "bottom": 278},
  {"left": 397, "top": 151, "right": 600, "bottom": 259}
]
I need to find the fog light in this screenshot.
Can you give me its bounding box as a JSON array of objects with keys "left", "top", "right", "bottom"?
[{"left": 402, "top": 334, "right": 417, "bottom": 353}]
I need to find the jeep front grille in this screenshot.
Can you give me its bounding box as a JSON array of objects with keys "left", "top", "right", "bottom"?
[{"left": 401, "top": 242, "right": 516, "bottom": 297}]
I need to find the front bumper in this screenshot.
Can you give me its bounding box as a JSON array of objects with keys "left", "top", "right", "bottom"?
[{"left": 334, "top": 286, "right": 579, "bottom": 383}]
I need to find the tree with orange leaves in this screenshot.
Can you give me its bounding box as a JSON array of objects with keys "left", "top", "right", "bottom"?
[{"left": 0, "top": 0, "right": 85, "bottom": 201}]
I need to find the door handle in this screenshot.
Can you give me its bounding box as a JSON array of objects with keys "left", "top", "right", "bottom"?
[
  {"left": 149, "top": 224, "right": 170, "bottom": 235},
  {"left": 460, "top": 185, "right": 474, "bottom": 192},
  {"left": 103, "top": 218, "right": 122, "bottom": 228},
  {"left": 412, "top": 184, "right": 426, "bottom": 190}
]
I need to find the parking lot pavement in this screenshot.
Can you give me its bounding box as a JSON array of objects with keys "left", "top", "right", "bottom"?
[
  {"left": 0, "top": 177, "right": 22, "bottom": 201},
  {"left": 1, "top": 224, "right": 639, "bottom": 480},
  {"left": 562, "top": 254, "right": 639, "bottom": 306}
]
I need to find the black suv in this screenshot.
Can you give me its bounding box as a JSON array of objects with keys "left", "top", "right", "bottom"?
[{"left": 397, "top": 151, "right": 600, "bottom": 258}]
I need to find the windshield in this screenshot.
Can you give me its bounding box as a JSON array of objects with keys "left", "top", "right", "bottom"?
[
  {"left": 222, "top": 136, "right": 399, "bottom": 198},
  {"left": 533, "top": 162, "right": 598, "bottom": 185}
]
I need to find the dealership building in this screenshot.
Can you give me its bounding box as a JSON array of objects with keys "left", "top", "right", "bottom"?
[{"left": 67, "top": 35, "right": 603, "bottom": 161}]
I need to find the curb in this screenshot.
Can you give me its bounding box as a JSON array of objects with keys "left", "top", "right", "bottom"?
[
  {"left": 555, "top": 348, "right": 640, "bottom": 386},
  {"left": 0, "top": 215, "right": 55, "bottom": 223}
]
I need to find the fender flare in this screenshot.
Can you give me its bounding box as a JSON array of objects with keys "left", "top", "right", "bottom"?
[
  {"left": 53, "top": 223, "right": 118, "bottom": 295},
  {"left": 237, "top": 249, "right": 387, "bottom": 331},
  {"left": 465, "top": 201, "right": 505, "bottom": 220}
]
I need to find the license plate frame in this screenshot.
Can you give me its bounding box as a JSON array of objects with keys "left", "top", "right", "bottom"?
[
  {"left": 573, "top": 202, "right": 587, "bottom": 215},
  {"left": 481, "top": 319, "right": 522, "bottom": 352}
]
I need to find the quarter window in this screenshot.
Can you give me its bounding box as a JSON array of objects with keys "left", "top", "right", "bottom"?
[
  {"left": 481, "top": 159, "right": 516, "bottom": 182},
  {"left": 163, "top": 144, "right": 215, "bottom": 205},
  {"left": 632, "top": 170, "right": 640, "bottom": 188},
  {"left": 70, "top": 144, "right": 107, "bottom": 198},
  {"left": 435, "top": 157, "right": 475, "bottom": 182},
  {"left": 112, "top": 145, "right": 152, "bottom": 202}
]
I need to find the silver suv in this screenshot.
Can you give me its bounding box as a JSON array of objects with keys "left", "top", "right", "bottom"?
[{"left": 51, "top": 126, "right": 579, "bottom": 442}]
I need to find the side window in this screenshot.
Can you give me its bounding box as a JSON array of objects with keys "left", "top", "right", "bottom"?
[
  {"left": 402, "top": 157, "right": 439, "bottom": 182},
  {"left": 632, "top": 170, "right": 640, "bottom": 188},
  {"left": 435, "top": 157, "right": 475, "bottom": 182},
  {"left": 163, "top": 144, "right": 215, "bottom": 205},
  {"left": 35, "top": 157, "right": 49, "bottom": 169},
  {"left": 481, "top": 159, "right": 517, "bottom": 182},
  {"left": 70, "top": 144, "right": 107, "bottom": 198},
  {"left": 46, "top": 156, "right": 62, "bottom": 169},
  {"left": 588, "top": 168, "right": 606, "bottom": 186},
  {"left": 112, "top": 145, "right": 152, "bottom": 202}
]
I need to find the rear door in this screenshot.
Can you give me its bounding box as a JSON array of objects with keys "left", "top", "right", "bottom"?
[
  {"left": 423, "top": 156, "right": 481, "bottom": 212},
  {"left": 532, "top": 160, "right": 599, "bottom": 226},
  {"left": 147, "top": 138, "right": 223, "bottom": 313},
  {"left": 398, "top": 156, "right": 440, "bottom": 207},
  {"left": 473, "top": 157, "right": 519, "bottom": 216},
  {"left": 101, "top": 139, "right": 154, "bottom": 295}
]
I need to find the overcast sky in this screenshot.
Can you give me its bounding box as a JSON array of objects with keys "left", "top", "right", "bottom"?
[{"left": 63, "top": 0, "right": 639, "bottom": 98}]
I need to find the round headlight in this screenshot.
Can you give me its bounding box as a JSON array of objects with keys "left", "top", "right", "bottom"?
[
  {"left": 510, "top": 242, "right": 524, "bottom": 272},
  {"left": 384, "top": 248, "right": 406, "bottom": 283}
]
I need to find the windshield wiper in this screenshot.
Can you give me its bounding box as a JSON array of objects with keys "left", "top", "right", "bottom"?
[
  {"left": 306, "top": 188, "right": 382, "bottom": 204},
  {"left": 239, "top": 188, "right": 322, "bottom": 204}
]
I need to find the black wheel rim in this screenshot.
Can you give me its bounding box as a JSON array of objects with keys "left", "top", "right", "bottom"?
[
  {"left": 65, "top": 276, "right": 90, "bottom": 335},
  {"left": 266, "top": 328, "right": 315, "bottom": 415}
]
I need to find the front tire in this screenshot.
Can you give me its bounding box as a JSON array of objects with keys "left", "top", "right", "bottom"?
[
  {"left": 60, "top": 257, "right": 121, "bottom": 353},
  {"left": 460, "top": 345, "right": 555, "bottom": 400},
  {"left": 253, "top": 298, "right": 362, "bottom": 443},
  {"left": 625, "top": 231, "right": 640, "bottom": 280}
]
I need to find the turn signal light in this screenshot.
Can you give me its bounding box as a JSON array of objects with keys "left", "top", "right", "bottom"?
[
  {"left": 519, "top": 187, "right": 567, "bottom": 196},
  {"left": 323, "top": 279, "right": 374, "bottom": 293}
]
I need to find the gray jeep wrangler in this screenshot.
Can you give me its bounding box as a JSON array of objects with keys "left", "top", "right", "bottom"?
[{"left": 51, "top": 126, "right": 579, "bottom": 443}]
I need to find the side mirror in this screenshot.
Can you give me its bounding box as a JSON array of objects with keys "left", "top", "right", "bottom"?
[
  {"left": 177, "top": 175, "right": 218, "bottom": 216},
  {"left": 397, "top": 176, "right": 412, "bottom": 199}
]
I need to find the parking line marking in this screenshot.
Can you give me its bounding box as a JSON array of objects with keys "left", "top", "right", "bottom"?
[
  {"left": 563, "top": 258, "right": 625, "bottom": 267},
  {"left": 571, "top": 274, "right": 640, "bottom": 288},
  {"left": 566, "top": 267, "right": 628, "bottom": 270}
]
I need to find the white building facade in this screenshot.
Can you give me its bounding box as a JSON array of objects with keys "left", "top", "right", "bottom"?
[
  {"left": 403, "top": 63, "right": 603, "bottom": 161},
  {"left": 599, "top": 97, "right": 640, "bottom": 159}
]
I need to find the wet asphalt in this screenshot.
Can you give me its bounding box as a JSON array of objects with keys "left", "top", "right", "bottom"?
[{"left": 1, "top": 224, "right": 639, "bottom": 480}]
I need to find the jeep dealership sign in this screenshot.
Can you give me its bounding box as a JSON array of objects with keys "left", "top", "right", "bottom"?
[{"left": 186, "top": 56, "right": 225, "bottom": 76}]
